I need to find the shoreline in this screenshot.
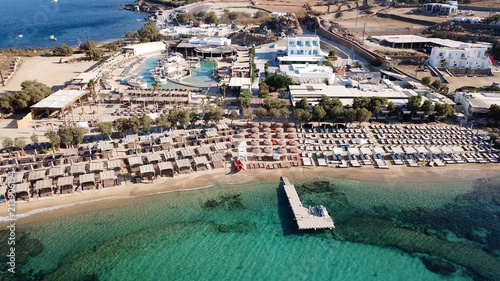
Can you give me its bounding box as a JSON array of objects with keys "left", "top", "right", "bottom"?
[{"left": 2, "top": 164, "right": 499, "bottom": 220}]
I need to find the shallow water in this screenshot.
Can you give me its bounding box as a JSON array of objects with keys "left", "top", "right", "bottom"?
[{"left": 1, "top": 177, "right": 499, "bottom": 280}]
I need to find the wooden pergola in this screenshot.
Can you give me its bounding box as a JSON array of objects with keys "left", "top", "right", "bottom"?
[
  {"left": 158, "top": 161, "right": 174, "bottom": 177},
  {"left": 175, "top": 159, "right": 192, "bottom": 175},
  {"left": 57, "top": 176, "right": 74, "bottom": 194},
  {"left": 193, "top": 156, "right": 209, "bottom": 171},
  {"left": 139, "top": 164, "right": 155, "bottom": 180},
  {"left": 79, "top": 173, "right": 95, "bottom": 190},
  {"left": 100, "top": 170, "right": 117, "bottom": 188},
  {"left": 15, "top": 183, "right": 30, "bottom": 201},
  {"left": 35, "top": 179, "right": 53, "bottom": 197}
]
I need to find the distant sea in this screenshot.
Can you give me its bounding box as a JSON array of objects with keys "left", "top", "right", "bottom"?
[
  {"left": 1, "top": 177, "right": 500, "bottom": 280},
  {"left": 0, "top": 0, "right": 150, "bottom": 50}
]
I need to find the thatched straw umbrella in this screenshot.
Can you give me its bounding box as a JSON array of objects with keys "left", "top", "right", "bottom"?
[
  {"left": 263, "top": 127, "right": 271, "bottom": 133},
  {"left": 263, "top": 147, "right": 272, "bottom": 154},
  {"left": 276, "top": 128, "right": 284, "bottom": 133},
  {"left": 252, "top": 123, "right": 259, "bottom": 127},
  {"left": 292, "top": 147, "right": 302, "bottom": 153},
  {"left": 251, "top": 140, "right": 260, "bottom": 146},
  {"left": 250, "top": 127, "right": 259, "bottom": 133},
  {"left": 253, "top": 148, "right": 262, "bottom": 155},
  {"left": 275, "top": 123, "right": 283, "bottom": 127},
  {"left": 251, "top": 133, "right": 259, "bottom": 138},
  {"left": 276, "top": 133, "right": 285, "bottom": 139},
  {"left": 287, "top": 133, "right": 297, "bottom": 139},
  {"left": 278, "top": 148, "right": 287, "bottom": 154},
  {"left": 262, "top": 123, "right": 270, "bottom": 128},
  {"left": 264, "top": 134, "right": 272, "bottom": 139},
  {"left": 287, "top": 122, "right": 295, "bottom": 127},
  {"left": 290, "top": 140, "right": 299, "bottom": 146},
  {"left": 288, "top": 127, "right": 297, "bottom": 133},
  {"left": 277, "top": 140, "right": 286, "bottom": 146},
  {"left": 263, "top": 140, "right": 272, "bottom": 146}
]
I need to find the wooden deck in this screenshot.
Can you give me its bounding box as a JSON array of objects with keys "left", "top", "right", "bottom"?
[{"left": 281, "top": 177, "right": 335, "bottom": 230}]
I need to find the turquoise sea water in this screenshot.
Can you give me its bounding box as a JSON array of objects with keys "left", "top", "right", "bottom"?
[
  {"left": 125, "top": 56, "right": 216, "bottom": 89},
  {"left": 1, "top": 176, "right": 500, "bottom": 280},
  {"left": 0, "top": 0, "right": 149, "bottom": 49}
]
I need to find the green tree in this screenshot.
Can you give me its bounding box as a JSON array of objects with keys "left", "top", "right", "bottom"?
[
  {"left": 242, "top": 107, "right": 254, "bottom": 124},
  {"left": 356, "top": 108, "right": 372, "bottom": 123},
  {"left": 229, "top": 110, "right": 238, "bottom": 124},
  {"left": 489, "top": 104, "right": 500, "bottom": 124},
  {"left": 125, "top": 30, "right": 136, "bottom": 40},
  {"left": 106, "top": 43, "right": 120, "bottom": 52},
  {"left": 343, "top": 108, "right": 357, "bottom": 123},
  {"left": 407, "top": 94, "right": 423, "bottom": 113},
  {"left": 97, "top": 122, "right": 113, "bottom": 138},
  {"left": 140, "top": 115, "right": 153, "bottom": 132},
  {"left": 113, "top": 118, "right": 129, "bottom": 135},
  {"left": 256, "top": 107, "right": 268, "bottom": 118},
  {"left": 293, "top": 108, "right": 312, "bottom": 125},
  {"left": 30, "top": 133, "right": 39, "bottom": 145},
  {"left": 265, "top": 74, "right": 294, "bottom": 89},
  {"left": 45, "top": 130, "right": 60, "bottom": 149},
  {"left": 80, "top": 41, "right": 104, "bottom": 61},
  {"left": 168, "top": 108, "right": 180, "bottom": 127},
  {"left": 352, "top": 97, "right": 371, "bottom": 109},
  {"left": 128, "top": 116, "right": 142, "bottom": 133},
  {"left": 204, "top": 12, "right": 218, "bottom": 24},
  {"left": 59, "top": 127, "right": 74, "bottom": 147},
  {"left": 422, "top": 76, "right": 431, "bottom": 85},
  {"left": 279, "top": 107, "right": 291, "bottom": 120},
  {"left": 156, "top": 114, "right": 171, "bottom": 131},
  {"left": 178, "top": 110, "right": 191, "bottom": 127},
  {"left": 420, "top": 100, "right": 435, "bottom": 114},
  {"left": 53, "top": 43, "right": 73, "bottom": 56},
  {"left": 269, "top": 108, "right": 280, "bottom": 120},
  {"left": 368, "top": 96, "right": 388, "bottom": 115},
  {"left": 295, "top": 97, "right": 311, "bottom": 110},
  {"left": 440, "top": 59, "right": 448, "bottom": 67},
  {"left": 263, "top": 97, "right": 285, "bottom": 110},
  {"left": 313, "top": 106, "right": 326, "bottom": 126},
  {"left": 2, "top": 137, "right": 14, "bottom": 151},
  {"left": 221, "top": 83, "right": 228, "bottom": 99},
  {"left": 72, "top": 127, "right": 85, "bottom": 145},
  {"left": 13, "top": 138, "right": 26, "bottom": 152},
  {"left": 203, "top": 106, "right": 224, "bottom": 124},
  {"left": 387, "top": 101, "right": 397, "bottom": 113},
  {"left": 434, "top": 102, "right": 455, "bottom": 119},
  {"left": 431, "top": 79, "right": 442, "bottom": 90},
  {"left": 137, "top": 22, "right": 163, "bottom": 42}
]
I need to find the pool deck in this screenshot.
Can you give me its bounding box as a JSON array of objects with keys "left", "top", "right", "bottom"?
[{"left": 281, "top": 177, "right": 335, "bottom": 230}]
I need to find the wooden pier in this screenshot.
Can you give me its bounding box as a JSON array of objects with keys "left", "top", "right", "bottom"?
[{"left": 281, "top": 177, "right": 335, "bottom": 230}]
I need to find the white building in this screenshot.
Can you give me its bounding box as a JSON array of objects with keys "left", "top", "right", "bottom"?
[
  {"left": 455, "top": 91, "right": 500, "bottom": 118},
  {"left": 279, "top": 63, "right": 335, "bottom": 84},
  {"left": 429, "top": 45, "right": 491, "bottom": 68},
  {"left": 278, "top": 35, "right": 323, "bottom": 64},
  {"left": 188, "top": 37, "right": 231, "bottom": 46},
  {"left": 123, "top": 42, "right": 166, "bottom": 56},
  {"left": 422, "top": 1, "right": 458, "bottom": 15}
]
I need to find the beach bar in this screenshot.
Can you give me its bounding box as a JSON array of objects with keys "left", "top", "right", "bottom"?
[{"left": 280, "top": 177, "right": 335, "bottom": 230}]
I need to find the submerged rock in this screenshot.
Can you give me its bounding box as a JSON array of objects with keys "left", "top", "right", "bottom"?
[{"left": 421, "top": 257, "right": 456, "bottom": 276}]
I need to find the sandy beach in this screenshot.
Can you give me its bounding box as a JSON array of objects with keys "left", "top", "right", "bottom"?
[
  {"left": 0, "top": 54, "right": 95, "bottom": 94},
  {"left": 2, "top": 164, "right": 499, "bottom": 220}
]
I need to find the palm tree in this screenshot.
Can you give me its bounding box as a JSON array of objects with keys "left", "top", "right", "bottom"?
[
  {"left": 220, "top": 83, "right": 228, "bottom": 99},
  {"left": 152, "top": 81, "right": 161, "bottom": 106}
]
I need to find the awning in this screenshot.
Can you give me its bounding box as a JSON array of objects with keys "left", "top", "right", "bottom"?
[
  {"left": 49, "top": 167, "right": 64, "bottom": 177},
  {"left": 139, "top": 164, "right": 155, "bottom": 174},
  {"left": 176, "top": 159, "right": 192, "bottom": 168},
  {"left": 79, "top": 173, "right": 95, "bottom": 184},
  {"left": 107, "top": 159, "right": 122, "bottom": 169},
  {"left": 35, "top": 179, "right": 53, "bottom": 190},
  {"left": 71, "top": 164, "right": 86, "bottom": 174},
  {"left": 100, "top": 170, "right": 116, "bottom": 181},
  {"left": 193, "top": 156, "right": 209, "bottom": 165},
  {"left": 28, "top": 170, "right": 46, "bottom": 181},
  {"left": 158, "top": 161, "right": 174, "bottom": 171},
  {"left": 89, "top": 162, "right": 104, "bottom": 172},
  {"left": 57, "top": 176, "right": 74, "bottom": 186},
  {"left": 128, "top": 156, "right": 144, "bottom": 166}
]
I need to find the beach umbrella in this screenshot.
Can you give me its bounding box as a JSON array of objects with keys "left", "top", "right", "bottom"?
[
  {"left": 292, "top": 147, "right": 302, "bottom": 153},
  {"left": 250, "top": 127, "right": 259, "bottom": 133},
  {"left": 275, "top": 123, "right": 283, "bottom": 127},
  {"left": 278, "top": 148, "right": 287, "bottom": 154},
  {"left": 233, "top": 134, "right": 243, "bottom": 139},
  {"left": 264, "top": 140, "right": 272, "bottom": 146},
  {"left": 290, "top": 140, "right": 299, "bottom": 146},
  {"left": 277, "top": 140, "right": 286, "bottom": 146},
  {"left": 288, "top": 133, "right": 297, "bottom": 139},
  {"left": 237, "top": 129, "right": 245, "bottom": 134},
  {"left": 263, "top": 127, "right": 271, "bottom": 133},
  {"left": 276, "top": 128, "right": 284, "bottom": 133},
  {"left": 287, "top": 122, "right": 295, "bottom": 127},
  {"left": 276, "top": 133, "right": 285, "bottom": 139},
  {"left": 253, "top": 148, "right": 262, "bottom": 155},
  {"left": 262, "top": 123, "right": 270, "bottom": 128},
  {"left": 264, "top": 147, "right": 272, "bottom": 154},
  {"left": 288, "top": 128, "right": 297, "bottom": 133},
  {"left": 251, "top": 140, "right": 260, "bottom": 146},
  {"left": 252, "top": 123, "right": 259, "bottom": 128},
  {"left": 251, "top": 133, "right": 259, "bottom": 138},
  {"left": 264, "top": 134, "right": 272, "bottom": 139}
]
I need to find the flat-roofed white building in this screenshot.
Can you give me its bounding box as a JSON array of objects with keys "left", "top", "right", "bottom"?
[
  {"left": 455, "top": 91, "right": 500, "bottom": 118},
  {"left": 279, "top": 63, "right": 335, "bottom": 84},
  {"left": 123, "top": 42, "right": 166, "bottom": 56},
  {"left": 278, "top": 35, "right": 323, "bottom": 64},
  {"left": 429, "top": 45, "right": 492, "bottom": 68},
  {"left": 289, "top": 80, "right": 425, "bottom": 108},
  {"left": 188, "top": 37, "right": 231, "bottom": 46}
]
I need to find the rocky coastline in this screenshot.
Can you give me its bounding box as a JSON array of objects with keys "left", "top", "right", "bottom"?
[{"left": 124, "top": 0, "right": 165, "bottom": 13}]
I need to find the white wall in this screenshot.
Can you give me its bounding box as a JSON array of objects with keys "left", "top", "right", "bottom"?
[
  {"left": 286, "top": 36, "right": 321, "bottom": 57},
  {"left": 429, "top": 47, "right": 490, "bottom": 68}
]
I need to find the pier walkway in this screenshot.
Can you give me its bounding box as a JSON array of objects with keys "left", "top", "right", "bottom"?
[{"left": 281, "top": 177, "right": 335, "bottom": 230}]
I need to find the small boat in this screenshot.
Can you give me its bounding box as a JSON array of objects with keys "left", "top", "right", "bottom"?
[
  {"left": 52, "top": 0, "right": 58, "bottom": 2},
  {"left": 17, "top": 34, "right": 23, "bottom": 38},
  {"left": 316, "top": 205, "right": 329, "bottom": 217},
  {"left": 50, "top": 35, "right": 57, "bottom": 41},
  {"left": 127, "top": 77, "right": 147, "bottom": 89},
  {"left": 153, "top": 75, "right": 167, "bottom": 84},
  {"left": 136, "top": 19, "right": 142, "bottom": 22}
]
